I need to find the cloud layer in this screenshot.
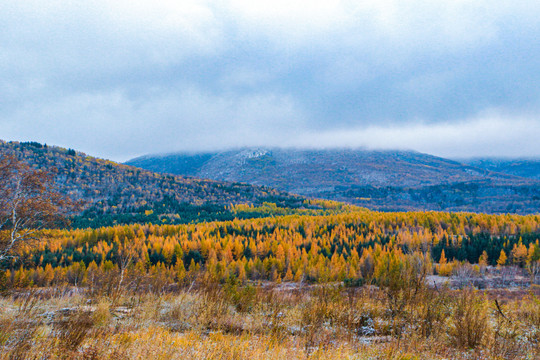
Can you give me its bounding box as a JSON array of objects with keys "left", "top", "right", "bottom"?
[{"left": 1, "top": 1, "right": 539, "bottom": 160}]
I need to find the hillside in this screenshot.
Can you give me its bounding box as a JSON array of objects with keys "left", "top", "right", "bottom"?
[
  {"left": 126, "top": 148, "right": 540, "bottom": 214},
  {"left": 461, "top": 158, "right": 540, "bottom": 180},
  {"left": 0, "top": 141, "right": 306, "bottom": 227}
]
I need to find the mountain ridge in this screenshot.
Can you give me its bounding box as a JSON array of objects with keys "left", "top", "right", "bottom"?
[{"left": 126, "top": 147, "right": 540, "bottom": 214}]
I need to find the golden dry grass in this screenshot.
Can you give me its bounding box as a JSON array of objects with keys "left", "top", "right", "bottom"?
[{"left": 0, "top": 284, "right": 538, "bottom": 359}]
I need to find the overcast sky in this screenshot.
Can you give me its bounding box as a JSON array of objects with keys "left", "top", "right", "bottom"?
[{"left": 1, "top": 1, "right": 540, "bottom": 161}]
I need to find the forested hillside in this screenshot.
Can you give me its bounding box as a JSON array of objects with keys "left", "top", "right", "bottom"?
[
  {"left": 462, "top": 158, "right": 540, "bottom": 180},
  {"left": 127, "top": 148, "right": 540, "bottom": 214},
  {"left": 0, "top": 141, "right": 306, "bottom": 227}
]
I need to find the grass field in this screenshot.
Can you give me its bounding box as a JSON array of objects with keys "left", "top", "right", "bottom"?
[{"left": 1, "top": 281, "right": 539, "bottom": 359}]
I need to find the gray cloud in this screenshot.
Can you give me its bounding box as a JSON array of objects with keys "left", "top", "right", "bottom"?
[{"left": 1, "top": 1, "right": 540, "bottom": 160}]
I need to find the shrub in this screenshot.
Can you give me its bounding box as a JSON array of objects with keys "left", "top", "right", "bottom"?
[{"left": 448, "top": 288, "right": 489, "bottom": 349}]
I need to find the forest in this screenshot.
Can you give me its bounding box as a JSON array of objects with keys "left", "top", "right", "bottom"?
[
  {"left": 1, "top": 207, "right": 540, "bottom": 359},
  {"left": 2, "top": 207, "right": 540, "bottom": 289}
]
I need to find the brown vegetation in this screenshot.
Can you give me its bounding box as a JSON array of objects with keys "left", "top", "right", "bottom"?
[{"left": 0, "top": 281, "right": 538, "bottom": 359}]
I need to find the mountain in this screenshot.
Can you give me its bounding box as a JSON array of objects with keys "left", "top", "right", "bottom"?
[
  {"left": 126, "top": 148, "right": 540, "bottom": 214},
  {"left": 0, "top": 141, "right": 306, "bottom": 227},
  {"left": 460, "top": 158, "right": 540, "bottom": 180}
]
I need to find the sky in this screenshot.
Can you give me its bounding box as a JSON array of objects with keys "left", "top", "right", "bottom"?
[{"left": 1, "top": 0, "right": 540, "bottom": 161}]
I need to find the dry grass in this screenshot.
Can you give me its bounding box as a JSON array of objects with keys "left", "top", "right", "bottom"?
[{"left": 0, "top": 283, "right": 538, "bottom": 359}]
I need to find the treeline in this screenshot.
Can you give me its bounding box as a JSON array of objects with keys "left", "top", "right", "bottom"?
[
  {"left": 71, "top": 199, "right": 352, "bottom": 228},
  {"left": 334, "top": 182, "right": 540, "bottom": 214},
  {"left": 2, "top": 209, "right": 540, "bottom": 290}
]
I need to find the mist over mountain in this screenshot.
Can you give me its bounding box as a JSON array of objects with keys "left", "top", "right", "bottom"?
[{"left": 127, "top": 148, "right": 540, "bottom": 214}]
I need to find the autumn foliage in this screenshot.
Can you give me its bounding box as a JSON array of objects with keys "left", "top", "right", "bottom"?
[{"left": 1, "top": 208, "right": 540, "bottom": 291}]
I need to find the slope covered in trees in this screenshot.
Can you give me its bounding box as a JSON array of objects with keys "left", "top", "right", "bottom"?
[
  {"left": 462, "top": 157, "right": 540, "bottom": 180},
  {"left": 0, "top": 141, "right": 306, "bottom": 227},
  {"left": 126, "top": 148, "right": 540, "bottom": 214}
]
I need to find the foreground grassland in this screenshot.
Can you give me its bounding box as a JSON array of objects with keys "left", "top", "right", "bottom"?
[{"left": 1, "top": 284, "right": 539, "bottom": 359}]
